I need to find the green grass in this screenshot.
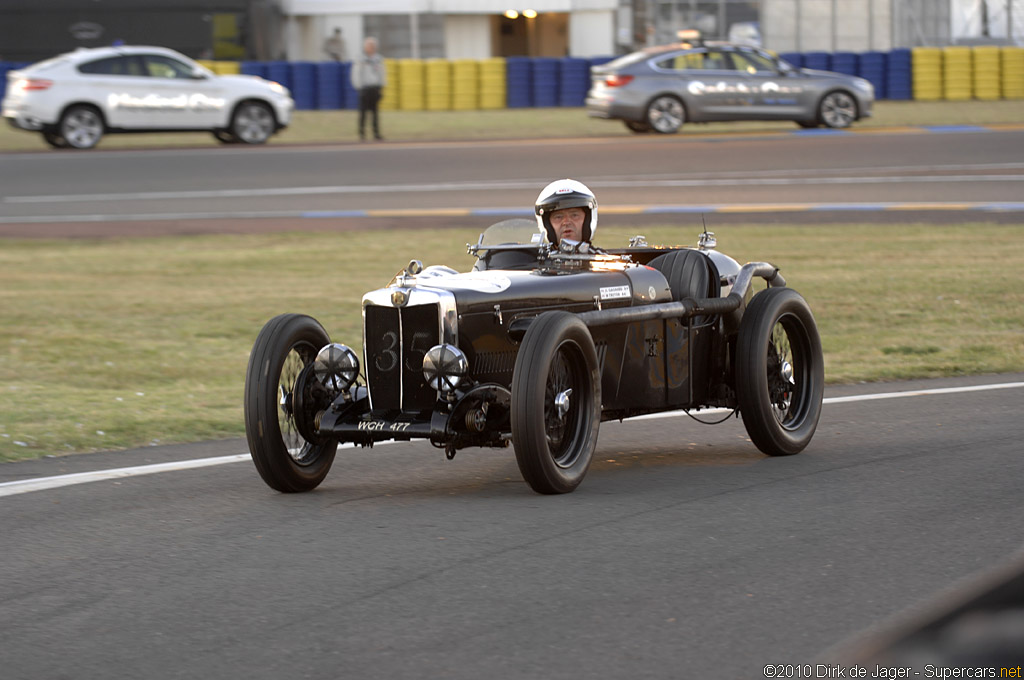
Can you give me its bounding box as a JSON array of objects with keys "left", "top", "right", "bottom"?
[
  {"left": 1, "top": 223, "right": 1022, "bottom": 462},
  {"left": 1, "top": 99, "right": 1022, "bottom": 151}
]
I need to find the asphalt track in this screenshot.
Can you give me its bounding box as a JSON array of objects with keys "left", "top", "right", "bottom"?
[
  {"left": 1, "top": 375, "right": 1023, "bottom": 679},
  {"left": 2, "top": 124, "right": 1024, "bottom": 237}
]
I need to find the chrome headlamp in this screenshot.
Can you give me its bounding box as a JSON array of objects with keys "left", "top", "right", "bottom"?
[
  {"left": 313, "top": 343, "right": 360, "bottom": 393},
  {"left": 422, "top": 344, "right": 469, "bottom": 392}
]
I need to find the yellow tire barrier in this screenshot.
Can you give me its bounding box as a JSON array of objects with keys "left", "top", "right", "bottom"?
[
  {"left": 479, "top": 57, "right": 507, "bottom": 110},
  {"left": 451, "top": 59, "right": 479, "bottom": 111},
  {"left": 380, "top": 59, "right": 400, "bottom": 110},
  {"left": 1002, "top": 47, "right": 1024, "bottom": 99},
  {"left": 398, "top": 59, "right": 425, "bottom": 111},
  {"left": 425, "top": 59, "right": 451, "bottom": 111},
  {"left": 912, "top": 47, "right": 942, "bottom": 101},
  {"left": 942, "top": 46, "right": 972, "bottom": 100}
]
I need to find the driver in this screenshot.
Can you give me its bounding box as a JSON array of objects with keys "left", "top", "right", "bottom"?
[{"left": 534, "top": 179, "right": 598, "bottom": 246}]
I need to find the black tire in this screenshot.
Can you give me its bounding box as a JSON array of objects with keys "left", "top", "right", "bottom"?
[
  {"left": 646, "top": 95, "right": 685, "bottom": 134},
  {"left": 624, "top": 120, "right": 652, "bottom": 134},
  {"left": 796, "top": 120, "right": 820, "bottom": 129},
  {"left": 244, "top": 313, "right": 337, "bottom": 492},
  {"left": 817, "top": 90, "right": 857, "bottom": 128},
  {"left": 42, "top": 131, "right": 70, "bottom": 148},
  {"left": 213, "top": 130, "right": 240, "bottom": 144},
  {"left": 735, "top": 288, "right": 824, "bottom": 456},
  {"left": 230, "top": 101, "right": 276, "bottom": 144},
  {"left": 58, "top": 105, "right": 104, "bottom": 149},
  {"left": 511, "top": 312, "right": 601, "bottom": 494}
]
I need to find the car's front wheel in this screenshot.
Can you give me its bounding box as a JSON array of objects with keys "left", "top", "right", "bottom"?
[
  {"left": 735, "top": 288, "right": 824, "bottom": 456},
  {"left": 230, "top": 101, "right": 276, "bottom": 144},
  {"left": 244, "top": 313, "right": 337, "bottom": 492},
  {"left": 646, "top": 95, "right": 685, "bottom": 134},
  {"left": 818, "top": 91, "right": 857, "bottom": 128},
  {"left": 511, "top": 312, "right": 601, "bottom": 494},
  {"left": 624, "top": 120, "right": 652, "bottom": 134},
  {"left": 58, "top": 105, "right": 104, "bottom": 149}
]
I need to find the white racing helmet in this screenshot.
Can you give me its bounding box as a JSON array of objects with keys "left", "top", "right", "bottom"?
[{"left": 534, "top": 179, "right": 598, "bottom": 244}]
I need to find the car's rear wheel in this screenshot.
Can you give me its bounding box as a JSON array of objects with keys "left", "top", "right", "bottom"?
[
  {"left": 511, "top": 312, "right": 601, "bottom": 494},
  {"left": 624, "top": 120, "right": 652, "bottom": 134},
  {"left": 646, "top": 95, "right": 685, "bottom": 134},
  {"left": 244, "top": 313, "right": 337, "bottom": 492},
  {"left": 818, "top": 91, "right": 857, "bottom": 128},
  {"left": 42, "top": 131, "right": 70, "bottom": 148},
  {"left": 230, "top": 101, "right": 276, "bottom": 144},
  {"left": 58, "top": 105, "right": 104, "bottom": 149},
  {"left": 735, "top": 288, "right": 824, "bottom": 456},
  {"left": 796, "top": 120, "right": 820, "bottom": 129}
]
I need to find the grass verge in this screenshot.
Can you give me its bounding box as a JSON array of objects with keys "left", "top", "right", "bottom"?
[{"left": 1, "top": 223, "right": 1022, "bottom": 462}]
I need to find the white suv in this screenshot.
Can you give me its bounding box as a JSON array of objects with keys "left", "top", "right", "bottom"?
[{"left": 2, "top": 45, "right": 294, "bottom": 149}]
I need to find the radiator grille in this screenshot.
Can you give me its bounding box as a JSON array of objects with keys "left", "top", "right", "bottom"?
[{"left": 364, "top": 303, "right": 440, "bottom": 411}]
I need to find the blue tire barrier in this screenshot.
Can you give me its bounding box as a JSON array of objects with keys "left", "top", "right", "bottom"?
[
  {"left": 315, "top": 61, "right": 343, "bottom": 109},
  {"left": 859, "top": 51, "right": 888, "bottom": 100},
  {"left": 830, "top": 51, "right": 859, "bottom": 76},
  {"left": 558, "top": 56, "right": 590, "bottom": 107},
  {"left": 887, "top": 48, "right": 913, "bottom": 100},
  {"left": 0, "top": 63, "right": 10, "bottom": 101},
  {"left": 341, "top": 63, "right": 359, "bottom": 110},
  {"left": 240, "top": 61, "right": 268, "bottom": 79},
  {"left": 779, "top": 52, "right": 804, "bottom": 68},
  {"left": 289, "top": 61, "right": 317, "bottom": 110},
  {"left": 531, "top": 57, "right": 560, "bottom": 107},
  {"left": 266, "top": 61, "right": 292, "bottom": 93},
  {"left": 506, "top": 56, "right": 533, "bottom": 108},
  {"left": 803, "top": 51, "right": 831, "bottom": 71}
]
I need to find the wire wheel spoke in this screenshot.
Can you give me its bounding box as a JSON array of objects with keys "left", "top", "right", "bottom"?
[
  {"left": 278, "top": 345, "right": 319, "bottom": 463},
  {"left": 767, "top": 321, "right": 796, "bottom": 424}
]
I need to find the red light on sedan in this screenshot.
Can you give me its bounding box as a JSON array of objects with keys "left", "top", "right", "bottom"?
[
  {"left": 605, "top": 75, "right": 634, "bottom": 87},
  {"left": 19, "top": 79, "right": 54, "bottom": 91}
]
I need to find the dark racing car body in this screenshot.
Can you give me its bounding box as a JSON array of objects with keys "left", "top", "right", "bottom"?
[{"left": 244, "top": 221, "right": 824, "bottom": 494}]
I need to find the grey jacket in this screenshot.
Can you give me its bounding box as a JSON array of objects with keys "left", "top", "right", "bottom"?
[{"left": 350, "top": 54, "right": 386, "bottom": 90}]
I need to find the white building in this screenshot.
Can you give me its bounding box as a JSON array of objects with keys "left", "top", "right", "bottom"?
[
  {"left": 276, "top": 0, "right": 623, "bottom": 61},
  {"left": 270, "top": 0, "right": 1024, "bottom": 63}
]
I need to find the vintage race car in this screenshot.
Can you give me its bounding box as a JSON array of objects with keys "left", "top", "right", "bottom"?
[{"left": 243, "top": 220, "right": 824, "bottom": 494}]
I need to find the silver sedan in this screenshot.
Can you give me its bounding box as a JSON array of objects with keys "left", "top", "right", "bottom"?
[{"left": 586, "top": 41, "right": 874, "bottom": 134}]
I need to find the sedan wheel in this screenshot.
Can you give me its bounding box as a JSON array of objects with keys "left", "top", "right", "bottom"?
[
  {"left": 646, "top": 96, "right": 685, "bottom": 134},
  {"left": 818, "top": 91, "right": 857, "bottom": 128},
  {"left": 58, "top": 105, "right": 104, "bottom": 149},
  {"left": 230, "top": 102, "right": 275, "bottom": 144}
]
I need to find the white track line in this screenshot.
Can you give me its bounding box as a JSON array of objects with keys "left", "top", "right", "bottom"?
[{"left": 1, "top": 381, "right": 1022, "bottom": 498}]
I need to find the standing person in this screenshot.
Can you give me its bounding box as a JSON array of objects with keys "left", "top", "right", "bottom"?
[
  {"left": 350, "top": 36, "right": 386, "bottom": 141},
  {"left": 322, "top": 27, "right": 346, "bottom": 62}
]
